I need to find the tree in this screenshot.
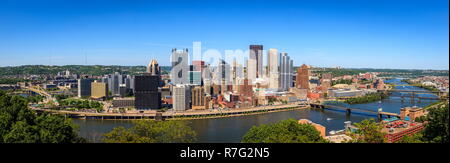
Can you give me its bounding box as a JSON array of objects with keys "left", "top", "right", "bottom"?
[
  {"left": 348, "top": 119, "right": 386, "bottom": 143},
  {"left": 0, "top": 90, "right": 85, "bottom": 143},
  {"left": 396, "top": 133, "right": 424, "bottom": 143},
  {"left": 241, "top": 119, "right": 327, "bottom": 143},
  {"left": 423, "top": 101, "right": 449, "bottom": 143},
  {"left": 102, "top": 120, "right": 197, "bottom": 143}
]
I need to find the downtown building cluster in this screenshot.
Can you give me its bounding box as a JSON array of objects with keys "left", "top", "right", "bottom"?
[
  {"left": 156, "top": 45, "right": 312, "bottom": 111},
  {"left": 73, "top": 44, "right": 316, "bottom": 112}
]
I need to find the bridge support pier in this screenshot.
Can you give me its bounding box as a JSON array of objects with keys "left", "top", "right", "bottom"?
[
  {"left": 377, "top": 114, "right": 382, "bottom": 121},
  {"left": 346, "top": 109, "right": 351, "bottom": 116}
]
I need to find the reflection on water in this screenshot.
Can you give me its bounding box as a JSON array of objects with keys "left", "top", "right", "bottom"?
[{"left": 73, "top": 79, "right": 439, "bottom": 143}]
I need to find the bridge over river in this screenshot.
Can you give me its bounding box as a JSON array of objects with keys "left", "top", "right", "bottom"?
[
  {"left": 310, "top": 103, "right": 400, "bottom": 121},
  {"left": 383, "top": 89, "right": 447, "bottom": 101}
]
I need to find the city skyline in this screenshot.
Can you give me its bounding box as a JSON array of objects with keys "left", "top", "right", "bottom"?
[{"left": 0, "top": 0, "right": 448, "bottom": 70}]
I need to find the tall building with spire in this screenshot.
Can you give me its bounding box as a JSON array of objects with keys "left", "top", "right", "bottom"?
[
  {"left": 147, "top": 59, "right": 160, "bottom": 76},
  {"left": 134, "top": 59, "right": 162, "bottom": 110}
]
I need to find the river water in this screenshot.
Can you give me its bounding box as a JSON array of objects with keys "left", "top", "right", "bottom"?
[{"left": 73, "top": 78, "right": 439, "bottom": 143}]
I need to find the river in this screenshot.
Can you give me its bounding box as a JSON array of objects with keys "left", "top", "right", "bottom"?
[{"left": 73, "top": 78, "right": 439, "bottom": 143}]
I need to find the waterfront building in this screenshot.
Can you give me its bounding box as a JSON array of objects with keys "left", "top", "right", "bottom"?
[
  {"left": 328, "top": 89, "right": 363, "bottom": 98},
  {"left": 78, "top": 78, "right": 94, "bottom": 98},
  {"left": 112, "top": 97, "right": 135, "bottom": 108},
  {"left": 296, "top": 64, "right": 310, "bottom": 90},
  {"left": 191, "top": 86, "right": 206, "bottom": 109},
  {"left": 91, "top": 81, "right": 108, "bottom": 99},
  {"left": 399, "top": 106, "right": 425, "bottom": 122},
  {"left": 280, "top": 52, "right": 293, "bottom": 91},
  {"left": 267, "top": 48, "right": 280, "bottom": 90},
  {"left": 298, "top": 119, "right": 326, "bottom": 138},
  {"left": 134, "top": 74, "right": 161, "bottom": 110},
  {"left": 249, "top": 45, "right": 263, "bottom": 78},
  {"left": 171, "top": 48, "right": 189, "bottom": 85},
  {"left": 173, "top": 84, "right": 191, "bottom": 111}
]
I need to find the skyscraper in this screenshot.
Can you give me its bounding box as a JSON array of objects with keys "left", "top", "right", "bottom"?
[
  {"left": 173, "top": 84, "right": 191, "bottom": 111},
  {"left": 268, "top": 48, "right": 280, "bottom": 90},
  {"left": 105, "top": 72, "right": 122, "bottom": 96},
  {"left": 191, "top": 86, "right": 205, "bottom": 107},
  {"left": 231, "top": 59, "right": 244, "bottom": 92},
  {"left": 280, "top": 52, "right": 293, "bottom": 91},
  {"left": 171, "top": 48, "right": 189, "bottom": 85},
  {"left": 134, "top": 75, "right": 161, "bottom": 110},
  {"left": 134, "top": 74, "right": 161, "bottom": 110},
  {"left": 249, "top": 45, "right": 263, "bottom": 78},
  {"left": 78, "top": 78, "right": 94, "bottom": 98},
  {"left": 297, "top": 64, "right": 310, "bottom": 90},
  {"left": 91, "top": 81, "right": 108, "bottom": 99},
  {"left": 247, "top": 59, "right": 257, "bottom": 83},
  {"left": 147, "top": 59, "right": 160, "bottom": 76}
]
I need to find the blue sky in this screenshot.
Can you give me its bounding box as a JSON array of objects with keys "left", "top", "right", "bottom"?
[{"left": 0, "top": 0, "right": 448, "bottom": 70}]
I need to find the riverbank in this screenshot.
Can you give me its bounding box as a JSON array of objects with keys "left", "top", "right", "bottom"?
[
  {"left": 401, "top": 79, "right": 440, "bottom": 92},
  {"left": 344, "top": 92, "right": 389, "bottom": 104},
  {"left": 168, "top": 106, "right": 307, "bottom": 120},
  {"left": 33, "top": 103, "right": 308, "bottom": 120},
  {"left": 73, "top": 78, "right": 442, "bottom": 143}
]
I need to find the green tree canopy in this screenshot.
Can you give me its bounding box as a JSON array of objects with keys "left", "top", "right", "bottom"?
[
  {"left": 423, "top": 101, "right": 449, "bottom": 143},
  {"left": 0, "top": 90, "right": 85, "bottom": 143},
  {"left": 396, "top": 133, "right": 424, "bottom": 143},
  {"left": 241, "top": 119, "right": 327, "bottom": 143},
  {"left": 102, "top": 120, "right": 197, "bottom": 143},
  {"left": 348, "top": 119, "right": 386, "bottom": 143}
]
